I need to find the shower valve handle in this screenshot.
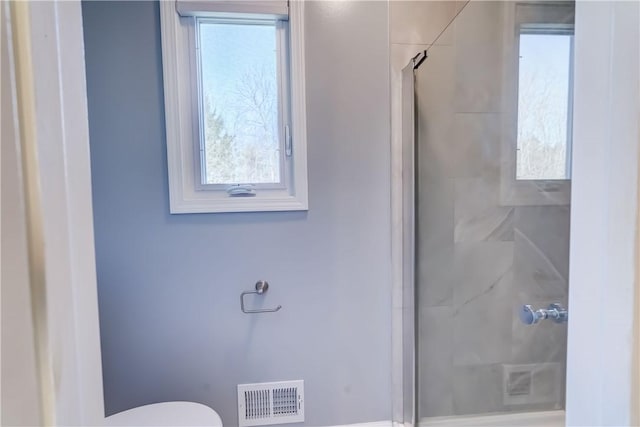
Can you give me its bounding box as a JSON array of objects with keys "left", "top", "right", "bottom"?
[
  {"left": 520, "top": 305, "right": 543, "bottom": 324},
  {"left": 520, "top": 303, "right": 568, "bottom": 325}
]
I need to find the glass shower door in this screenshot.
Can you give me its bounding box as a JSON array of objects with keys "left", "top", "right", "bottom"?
[{"left": 410, "top": 0, "right": 574, "bottom": 421}]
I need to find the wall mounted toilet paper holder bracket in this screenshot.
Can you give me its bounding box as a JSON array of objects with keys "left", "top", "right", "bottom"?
[{"left": 240, "top": 280, "right": 282, "bottom": 314}]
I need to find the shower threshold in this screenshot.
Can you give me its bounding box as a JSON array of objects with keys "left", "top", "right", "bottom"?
[{"left": 420, "top": 410, "right": 564, "bottom": 427}]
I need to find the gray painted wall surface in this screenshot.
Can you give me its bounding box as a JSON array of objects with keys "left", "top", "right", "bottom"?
[{"left": 82, "top": 2, "right": 391, "bottom": 425}]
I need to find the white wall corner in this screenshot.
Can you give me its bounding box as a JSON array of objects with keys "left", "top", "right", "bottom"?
[{"left": 566, "top": 1, "right": 640, "bottom": 425}]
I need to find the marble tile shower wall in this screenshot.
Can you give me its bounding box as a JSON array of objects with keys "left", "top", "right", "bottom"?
[{"left": 390, "top": 1, "right": 570, "bottom": 418}]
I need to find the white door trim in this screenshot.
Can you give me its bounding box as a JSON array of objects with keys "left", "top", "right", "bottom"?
[
  {"left": 9, "top": 1, "right": 105, "bottom": 425},
  {"left": 1, "top": 2, "right": 44, "bottom": 424}
]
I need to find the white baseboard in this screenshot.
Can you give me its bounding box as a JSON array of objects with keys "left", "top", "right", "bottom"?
[{"left": 327, "top": 421, "right": 404, "bottom": 427}]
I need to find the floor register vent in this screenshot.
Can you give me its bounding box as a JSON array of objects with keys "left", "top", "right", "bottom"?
[{"left": 237, "top": 380, "right": 304, "bottom": 426}]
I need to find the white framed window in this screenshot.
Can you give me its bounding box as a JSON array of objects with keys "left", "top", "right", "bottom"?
[
  {"left": 500, "top": 2, "right": 574, "bottom": 206},
  {"left": 160, "top": 0, "right": 308, "bottom": 213}
]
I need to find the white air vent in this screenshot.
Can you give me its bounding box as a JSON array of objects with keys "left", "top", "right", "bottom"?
[{"left": 237, "top": 380, "right": 304, "bottom": 427}]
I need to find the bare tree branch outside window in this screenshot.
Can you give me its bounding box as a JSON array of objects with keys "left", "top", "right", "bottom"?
[
  {"left": 200, "top": 22, "right": 281, "bottom": 185},
  {"left": 516, "top": 33, "right": 572, "bottom": 180}
]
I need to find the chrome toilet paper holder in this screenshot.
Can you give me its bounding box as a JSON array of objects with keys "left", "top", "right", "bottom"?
[{"left": 240, "top": 280, "right": 282, "bottom": 314}]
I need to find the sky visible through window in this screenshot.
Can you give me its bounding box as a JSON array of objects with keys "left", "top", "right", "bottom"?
[
  {"left": 199, "top": 21, "right": 280, "bottom": 185},
  {"left": 517, "top": 33, "right": 572, "bottom": 180}
]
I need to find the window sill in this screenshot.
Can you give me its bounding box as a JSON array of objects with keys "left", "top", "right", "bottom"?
[{"left": 169, "top": 193, "right": 308, "bottom": 214}]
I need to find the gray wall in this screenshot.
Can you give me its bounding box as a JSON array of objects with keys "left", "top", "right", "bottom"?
[{"left": 82, "top": 2, "right": 391, "bottom": 425}]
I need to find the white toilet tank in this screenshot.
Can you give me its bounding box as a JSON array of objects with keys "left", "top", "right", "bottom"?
[{"left": 104, "top": 401, "right": 223, "bottom": 426}]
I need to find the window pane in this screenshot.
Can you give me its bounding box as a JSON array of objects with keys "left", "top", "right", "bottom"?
[
  {"left": 516, "top": 33, "right": 572, "bottom": 180},
  {"left": 199, "top": 21, "right": 281, "bottom": 185}
]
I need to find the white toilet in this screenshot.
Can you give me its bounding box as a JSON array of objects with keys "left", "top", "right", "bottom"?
[{"left": 104, "top": 401, "right": 223, "bottom": 426}]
